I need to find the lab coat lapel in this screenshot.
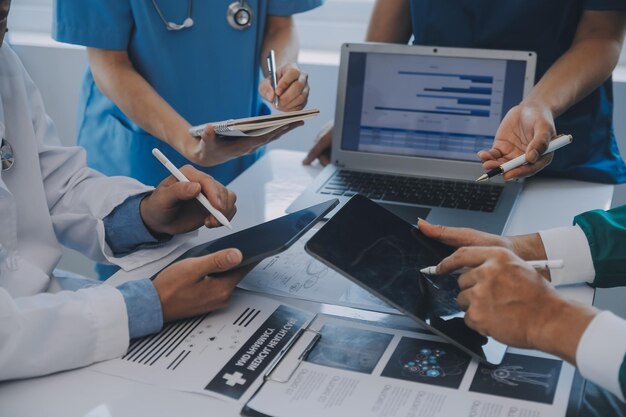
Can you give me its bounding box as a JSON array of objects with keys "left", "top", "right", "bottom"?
[{"left": 0, "top": 51, "right": 61, "bottom": 293}]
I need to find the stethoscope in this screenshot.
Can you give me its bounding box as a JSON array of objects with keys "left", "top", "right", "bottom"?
[
  {"left": 151, "top": 0, "right": 253, "bottom": 31},
  {"left": 0, "top": 138, "right": 13, "bottom": 171}
]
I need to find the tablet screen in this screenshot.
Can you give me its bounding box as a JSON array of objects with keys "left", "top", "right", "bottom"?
[{"left": 305, "top": 195, "right": 506, "bottom": 365}]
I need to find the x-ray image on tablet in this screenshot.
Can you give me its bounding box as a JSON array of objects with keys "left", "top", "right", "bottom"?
[{"left": 305, "top": 195, "right": 507, "bottom": 365}]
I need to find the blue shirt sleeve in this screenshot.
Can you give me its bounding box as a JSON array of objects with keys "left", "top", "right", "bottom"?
[
  {"left": 103, "top": 193, "right": 171, "bottom": 256},
  {"left": 117, "top": 279, "right": 164, "bottom": 339},
  {"left": 55, "top": 274, "right": 163, "bottom": 339},
  {"left": 53, "top": 0, "right": 133, "bottom": 50},
  {"left": 268, "top": 0, "right": 324, "bottom": 16},
  {"left": 583, "top": 0, "right": 626, "bottom": 10}
]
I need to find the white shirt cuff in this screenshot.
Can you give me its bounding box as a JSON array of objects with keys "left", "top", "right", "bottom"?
[
  {"left": 576, "top": 311, "right": 626, "bottom": 401},
  {"left": 538, "top": 226, "right": 595, "bottom": 286}
]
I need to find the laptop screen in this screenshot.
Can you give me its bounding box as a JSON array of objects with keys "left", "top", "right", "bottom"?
[{"left": 340, "top": 51, "right": 527, "bottom": 162}]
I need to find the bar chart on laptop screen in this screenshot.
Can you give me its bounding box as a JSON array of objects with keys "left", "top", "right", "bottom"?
[{"left": 359, "top": 54, "right": 508, "bottom": 161}]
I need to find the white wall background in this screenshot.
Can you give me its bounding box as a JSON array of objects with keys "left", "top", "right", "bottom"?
[{"left": 6, "top": 0, "right": 626, "bottom": 278}]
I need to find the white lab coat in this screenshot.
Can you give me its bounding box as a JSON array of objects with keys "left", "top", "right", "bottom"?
[{"left": 0, "top": 44, "right": 190, "bottom": 380}]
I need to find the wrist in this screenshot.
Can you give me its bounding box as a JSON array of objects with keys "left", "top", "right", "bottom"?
[
  {"left": 521, "top": 96, "right": 559, "bottom": 120},
  {"left": 138, "top": 193, "right": 171, "bottom": 238},
  {"left": 511, "top": 233, "right": 547, "bottom": 260},
  {"left": 529, "top": 295, "right": 597, "bottom": 364},
  {"left": 118, "top": 279, "right": 164, "bottom": 339},
  {"left": 163, "top": 119, "right": 193, "bottom": 149}
]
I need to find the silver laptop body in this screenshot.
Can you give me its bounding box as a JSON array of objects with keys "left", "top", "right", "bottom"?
[{"left": 288, "top": 43, "right": 537, "bottom": 234}]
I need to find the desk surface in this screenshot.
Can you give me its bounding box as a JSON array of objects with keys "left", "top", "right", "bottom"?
[{"left": 0, "top": 150, "right": 614, "bottom": 417}]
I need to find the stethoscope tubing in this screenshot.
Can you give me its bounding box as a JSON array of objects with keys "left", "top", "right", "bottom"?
[{"left": 151, "top": 0, "right": 253, "bottom": 31}]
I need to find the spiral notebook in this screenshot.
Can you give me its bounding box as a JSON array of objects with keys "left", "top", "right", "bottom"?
[{"left": 189, "top": 108, "right": 320, "bottom": 138}]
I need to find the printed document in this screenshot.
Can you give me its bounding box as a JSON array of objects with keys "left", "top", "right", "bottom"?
[
  {"left": 90, "top": 293, "right": 314, "bottom": 403},
  {"left": 245, "top": 315, "right": 575, "bottom": 417}
]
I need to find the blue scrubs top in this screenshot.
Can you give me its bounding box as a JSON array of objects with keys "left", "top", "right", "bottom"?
[
  {"left": 410, "top": 0, "right": 626, "bottom": 184},
  {"left": 53, "top": 0, "right": 322, "bottom": 186}
]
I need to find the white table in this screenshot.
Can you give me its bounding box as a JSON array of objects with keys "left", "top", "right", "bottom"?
[{"left": 0, "top": 150, "right": 613, "bottom": 417}]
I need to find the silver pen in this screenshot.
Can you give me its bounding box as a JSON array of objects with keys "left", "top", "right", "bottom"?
[{"left": 266, "top": 49, "right": 279, "bottom": 107}]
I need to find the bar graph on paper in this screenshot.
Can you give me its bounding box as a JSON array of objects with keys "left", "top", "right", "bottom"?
[
  {"left": 122, "top": 314, "right": 209, "bottom": 370},
  {"left": 121, "top": 307, "right": 262, "bottom": 371},
  {"left": 89, "top": 294, "right": 304, "bottom": 401},
  {"left": 358, "top": 54, "right": 508, "bottom": 159}
]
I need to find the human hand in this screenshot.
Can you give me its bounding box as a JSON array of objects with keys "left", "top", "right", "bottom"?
[
  {"left": 418, "top": 219, "right": 547, "bottom": 267},
  {"left": 437, "top": 246, "right": 596, "bottom": 363},
  {"left": 479, "top": 102, "right": 556, "bottom": 180},
  {"left": 179, "top": 121, "right": 303, "bottom": 167},
  {"left": 303, "top": 120, "right": 333, "bottom": 166},
  {"left": 259, "top": 63, "right": 309, "bottom": 111},
  {"left": 140, "top": 165, "right": 237, "bottom": 235},
  {"left": 153, "top": 248, "right": 249, "bottom": 321}
]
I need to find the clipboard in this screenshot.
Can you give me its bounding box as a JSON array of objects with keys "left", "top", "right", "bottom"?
[
  {"left": 241, "top": 320, "right": 323, "bottom": 416},
  {"left": 189, "top": 108, "right": 320, "bottom": 138}
]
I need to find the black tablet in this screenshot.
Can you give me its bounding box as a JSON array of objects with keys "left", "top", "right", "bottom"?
[
  {"left": 162, "top": 199, "right": 339, "bottom": 273},
  {"left": 305, "top": 195, "right": 507, "bottom": 365}
]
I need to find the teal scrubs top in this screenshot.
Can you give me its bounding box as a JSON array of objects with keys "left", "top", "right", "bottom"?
[
  {"left": 53, "top": 0, "right": 322, "bottom": 186},
  {"left": 409, "top": 0, "right": 626, "bottom": 184}
]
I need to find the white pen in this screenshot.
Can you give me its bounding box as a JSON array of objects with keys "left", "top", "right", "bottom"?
[
  {"left": 420, "top": 259, "right": 564, "bottom": 276},
  {"left": 151, "top": 148, "right": 233, "bottom": 230},
  {"left": 476, "top": 134, "right": 573, "bottom": 182}
]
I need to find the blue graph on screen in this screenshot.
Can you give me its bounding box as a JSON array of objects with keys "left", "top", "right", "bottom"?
[
  {"left": 375, "top": 71, "right": 495, "bottom": 118},
  {"left": 358, "top": 54, "right": 508, "bottom": 161}
]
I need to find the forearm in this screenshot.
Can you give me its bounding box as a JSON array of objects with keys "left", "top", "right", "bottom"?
[
  {"left": 527, "top": 41, "right": 621, "bottom": 116},
  {"left": 261, "top": 16, "right": 299, "bottom": 76},
  {"left": 525, "top": 11, "right": 626, "bottom": 118},
  {"left": 509, "top": 233, "right": 547, "bottom": 260},
  {"left": 366, "top": 0, "right": 412, "bottom": 43},
  {"left": 87, "top": 48, "right": 190, "bottom": 148}
]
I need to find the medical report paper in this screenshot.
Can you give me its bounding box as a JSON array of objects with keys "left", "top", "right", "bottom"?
[
  {"left": 90, "top": 293, "right": 314, "bottom": 403},
  {"left": 244, "top": 315, "right": 575, "bottom": 417}
]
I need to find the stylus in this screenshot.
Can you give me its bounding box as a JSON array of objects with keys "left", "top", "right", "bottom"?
[
  {"left": 420, "top": 259, "right": 564, "bottom": 275},
  {"left": 476, "top": 134, "right": 573, "bottom": 182},
  {"left": 152, "top": 148, "right": 233, "bottom": 230}
]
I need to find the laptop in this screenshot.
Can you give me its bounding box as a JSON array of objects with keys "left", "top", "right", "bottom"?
[{"left": 287, "top": 43, "right": 537, "bottom": 234}]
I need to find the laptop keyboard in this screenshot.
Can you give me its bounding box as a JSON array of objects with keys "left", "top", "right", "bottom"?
[{"left": 318, "top": 170, "right": 503, "bottom": 212}]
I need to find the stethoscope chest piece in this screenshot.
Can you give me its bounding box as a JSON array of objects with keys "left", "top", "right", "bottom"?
[
  {"left": 227, "top": 1, "right": 253, "bottom": 30},
  {"left": 0, "top": 138, "right": 14, "bottom": 171}
]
